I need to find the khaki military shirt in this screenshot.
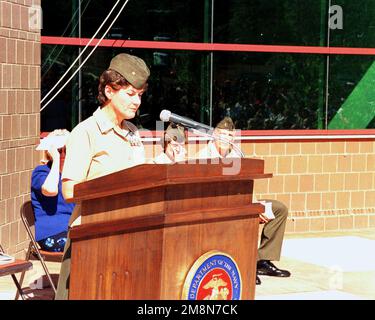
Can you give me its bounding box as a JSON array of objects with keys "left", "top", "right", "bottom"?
[{"left": 62, "top": 107, "right": 145, "bottom": 225}]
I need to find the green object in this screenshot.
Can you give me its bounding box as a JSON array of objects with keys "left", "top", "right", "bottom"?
[{"left": 328, "top": 62, "right": 375, "bottom": 129}]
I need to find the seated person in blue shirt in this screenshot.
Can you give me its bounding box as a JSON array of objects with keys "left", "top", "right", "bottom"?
[{"left": 31, "top": 129, "right": 75, "bottom": 252}]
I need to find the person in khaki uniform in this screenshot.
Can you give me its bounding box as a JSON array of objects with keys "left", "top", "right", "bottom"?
[
  {"left": 196, "top": 117, "right": 291, "bottom": 286},
  {"left": 55, "top": 53, "right": 150, "bottom": 300}
]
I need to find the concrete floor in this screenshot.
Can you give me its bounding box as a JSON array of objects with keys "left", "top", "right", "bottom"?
[
  {"left": 1, "top": 228, "right": 375, "bottom": 300},
  {"left": 255, "top": 228, "right": 375, "bottom": 300}
]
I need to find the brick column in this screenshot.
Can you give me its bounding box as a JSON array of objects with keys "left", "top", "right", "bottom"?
[{"left": 0, "top": 0, "right": 41, "bottom": 257}]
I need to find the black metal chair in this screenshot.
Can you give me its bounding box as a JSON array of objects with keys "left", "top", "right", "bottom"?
[{"left": 17, "top": 200, "right": 63, "bottom": 299}]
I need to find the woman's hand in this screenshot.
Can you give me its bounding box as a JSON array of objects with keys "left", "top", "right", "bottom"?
[{"left": 172, "top": 144, "right": 187, "bottom": 162}]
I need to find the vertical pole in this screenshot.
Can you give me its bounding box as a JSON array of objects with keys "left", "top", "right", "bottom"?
[
  {"left": 324, "top": 0, "right": 332, "bottom": 129},
  {"left": 318, "top": 0, "right": 329, "bottom": 129},
  {"left": 200, "top": 0, "right": 211, "bottom": 124},
  {"left": 209, "top": 0, "right": 214, "bottom": 127}
]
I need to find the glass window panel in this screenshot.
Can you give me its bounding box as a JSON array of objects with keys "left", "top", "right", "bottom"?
[
  {"left": 214, "top": 0, "right": 325, "bottom": 46},
  {"left": 330, "top": 1, "right": 375, "bottom": 48},
  {"left": 41, "top": 0, "right": 76, "bottom": 37},
  {"left": 327, "top": 55, "right": 375, "bottom": 129},
  {"left": 41, "top": 1, "right": 375, "bottom": 131},
  {"left": 212, "top": 52, "right": 326, "bottom": 129},
  {"left": 42, "top": 0, "right": 205, "bottom": 42},
  {"left": 41, "top": 45, "right": 78, "bottom": 131},
  {"left": 41, "top": 46, "right": 209, "bottom": 131}
]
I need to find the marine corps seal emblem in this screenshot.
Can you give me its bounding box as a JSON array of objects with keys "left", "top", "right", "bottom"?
[{"left": 181, "top": 250, "right": 242, "bottom": 300}]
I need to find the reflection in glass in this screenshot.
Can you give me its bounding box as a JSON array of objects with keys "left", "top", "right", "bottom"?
[
  {"left": 212, "top": 53, "right": 325, "bottom": 130},
  {"left": 328, "top": 55, "right": 375, "bottom": 129},
  {"left": 214, "top": 0, "right": 323, "bottom": 46},
  {"left": 42, "top": 0, "right": 204, "bottom": 42},
  {"left": 41, "top": 46, "right": 207, "bottom": 131},
  {"left": 40, "top": 0, "right": 375, "bottom": 131}
]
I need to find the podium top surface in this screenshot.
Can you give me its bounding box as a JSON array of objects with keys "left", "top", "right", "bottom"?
[{"left": 72, "top": 158, "right": 272, "bottom": 202}]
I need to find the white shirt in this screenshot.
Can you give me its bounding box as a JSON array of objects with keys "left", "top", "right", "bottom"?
[{"left": 196, "top": 140, "right": 242, "bottom": 159}]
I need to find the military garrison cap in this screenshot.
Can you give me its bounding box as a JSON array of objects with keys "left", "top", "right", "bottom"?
[
  {"left": 109, "top": 53, "right": 150, "bottom": 89},
  {"left": 215, "top": 117, "right": 235, "bottom": 130}
]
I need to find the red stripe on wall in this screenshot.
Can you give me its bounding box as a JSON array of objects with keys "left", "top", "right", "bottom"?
[
  {"left": 41, "top": 36, "right": 375, "bottom": 55},
  {"left": 240, "top": 129, "right": 375, "bottom": 136},
  {"left": 130, "top": 129, "right": 375, "bottom": 138},
  {"left": 40, "top": 130, "right": 375, "bottom": 142}
]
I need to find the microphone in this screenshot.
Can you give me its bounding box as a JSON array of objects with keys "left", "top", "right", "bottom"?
[
  {"left": 160, "top": 110, "right": 245, "bottom": 157},
  {"left": 159, "top": 110, "right": 213, "bottom": 131}
]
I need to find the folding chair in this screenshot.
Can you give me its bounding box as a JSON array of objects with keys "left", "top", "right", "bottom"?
[
  {"left": 0, "top": 244, "right": 33, "bottom": 300},
  {"left": 18, "top": 200, "right": 63, "bottom": 298}
]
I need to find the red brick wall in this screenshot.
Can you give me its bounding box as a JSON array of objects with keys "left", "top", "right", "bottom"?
[
  {"left": 0, "top": 0, "right": 41, "bottom": 257},
  {"left": 246, "top": 140, "right": 375, "bottom": 233}
]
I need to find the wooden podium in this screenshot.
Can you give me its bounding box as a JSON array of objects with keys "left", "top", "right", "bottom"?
[{"left": 68, "top": 159, "right": 271, "bottom": 300}]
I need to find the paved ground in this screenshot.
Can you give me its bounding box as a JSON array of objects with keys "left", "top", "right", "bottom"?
[
  {"left": 255, "top": 228, "right": 375, "bottom": 300},
  {"left": 1, "top": 228, "right": 375, "bottom": 300}
]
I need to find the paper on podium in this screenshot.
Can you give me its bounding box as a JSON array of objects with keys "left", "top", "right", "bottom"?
[
  {"left": 256, "top": 200, "right": 275, "bottom": 220},
  {"left": 0, "top": 252, "right": 15, "bottom": 265}
]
